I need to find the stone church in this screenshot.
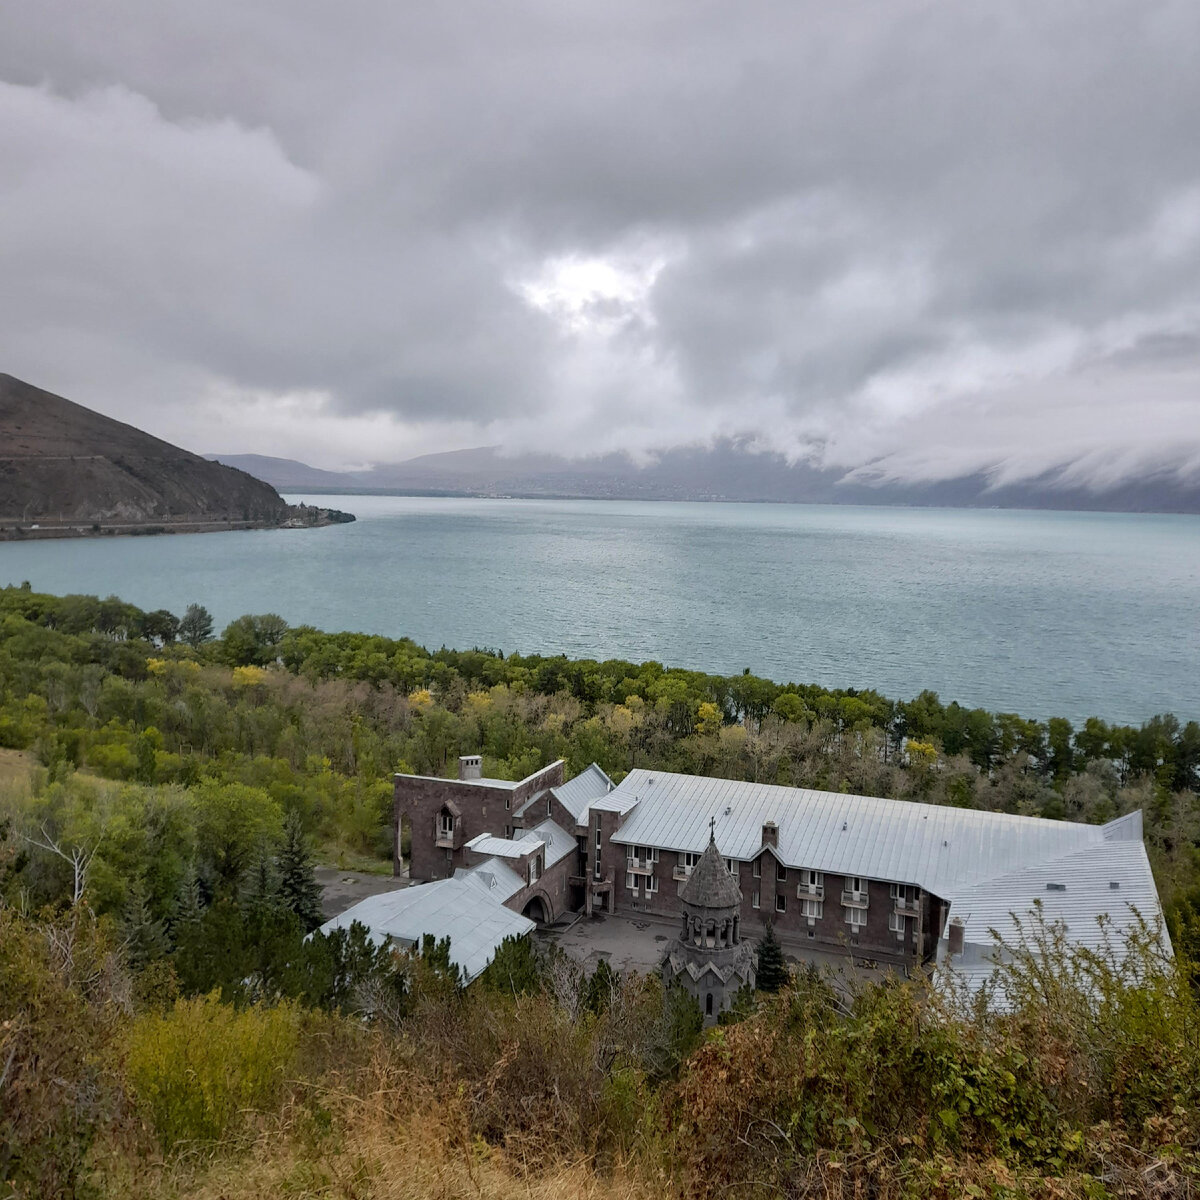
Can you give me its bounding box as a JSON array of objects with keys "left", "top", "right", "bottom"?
[{"left": 662, "top": 823, "right": 757, "bottom": 1023}]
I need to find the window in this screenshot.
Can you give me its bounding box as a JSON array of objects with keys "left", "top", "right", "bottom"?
[
  {"left": 846, "top": 906, "right": 867, "bottom": 929},
  {"left": 752, "top": 858, "right": 761, "bottom": 879},
  {"left": 626, "top": 872, "right": 636, "bottom": 891},
  {"left": 888, "top": 911, "right": 906, "bottom": 938},
  {"left": 807, "top": 928, "right": 815, "bottom": 939},
  {"left": 804, "top": 870, "right": 824, "bottom": 891},
  {"left": 504, "top": 825, "right": 512, "bottom": 839},
  {"left": 646, "top": 874, "right": 658, "bottom": 894},
  {"left": 725, "top": 858, "right": 737, "bottom": 876},
  {"left": 547, "top": 797, "right": 552, "bottom": 817},
  {"left": 752, "top": 889, "right": 760, "bottom": 909},
  {"left": 801, "top": 899, "right": 823, "bottom": 920},
  {"left": 705, "top": 993, "right": 714, "bottom": 1017},
  {"left": 682, "top": 851, "right": 700, "bottom": 876},
  {"left": 505, "top": 796, "right": 511, "bottom": 810},
  {"left": 775, "top": 862, "right": 787, "bottom": 883},
  {"left": 595, "top": 826, "right": 602, "bottom": 849},
  {"left": 850, "top": 877, "right": 865, "bottom": 895},
  {"left": 438, "top": 810, "right": 454, "bottom": 838},
  {"left": 529, "top": 853, "right": 543, "bottom": 885},
  {"left": 775, "top": 893, "right": 786, "bottom": 913}
]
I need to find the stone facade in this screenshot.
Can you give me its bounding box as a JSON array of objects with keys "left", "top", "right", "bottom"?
[
  {"left": 618, "top": 843, "right": 937, "bottom": 965},
  {"left": 394, "top": 758, "right": 564, "bottom": 880}
]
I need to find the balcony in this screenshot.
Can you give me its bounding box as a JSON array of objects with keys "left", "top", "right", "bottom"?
[
  {"left": 797, "top": 883, "right": 825, "bottom": 901},
  {"left": 893, "top": 897, "right": 920, "bottom": 917},
  {"left": 626, "top": 859, "right": 655, "bottom": 876},
  {"left": 672, "top": 866, "right": 691, "bottom": 882},
  {"left": 841, "top": 889, "right": 870, "bottom": 909},
  {"left": 435, "top": 830, "right": 456, "bottom": 849}
]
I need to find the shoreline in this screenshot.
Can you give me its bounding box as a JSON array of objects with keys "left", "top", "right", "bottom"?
[{"left": 0, "top": 505, "right": 355, "bottom": 542}]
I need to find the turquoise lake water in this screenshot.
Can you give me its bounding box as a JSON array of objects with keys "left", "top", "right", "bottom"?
[{"left": 1, "top": 495, "right": 1198, "bottom": 726}]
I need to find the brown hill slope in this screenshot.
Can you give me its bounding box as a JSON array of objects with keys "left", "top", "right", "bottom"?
[{"left": 0, "top": 374, "right": 351, "bottom": 536}]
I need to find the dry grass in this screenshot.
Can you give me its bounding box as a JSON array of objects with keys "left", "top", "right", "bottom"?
[{"left": 0, "top": 746, "right": 34, "bottom": 788}]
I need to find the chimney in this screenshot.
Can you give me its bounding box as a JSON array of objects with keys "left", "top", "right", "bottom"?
[
  {"left": 947, "top": 917, "right": 964, "bottom": 958},
  {"left": 458, "top": 755, "right": 482, "bottom": 781},
  {"left": 762, "top": 821, "right": 778, "bottom": 849}
]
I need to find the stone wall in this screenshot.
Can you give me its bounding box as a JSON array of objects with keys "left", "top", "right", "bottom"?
[
  {"left": 394, "top": 761, "right": 566, "bottom": 881},
  {"left": 612, "top": 843, "right": 934, "bottom": 965}
]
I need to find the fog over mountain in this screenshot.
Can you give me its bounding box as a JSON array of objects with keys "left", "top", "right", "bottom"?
[{"left": 3, "top": 2, "right": 1200, "bottom": 498}]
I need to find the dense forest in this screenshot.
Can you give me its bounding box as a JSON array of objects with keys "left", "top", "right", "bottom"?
[{"left": 2, "top": 582, "right": 1198, "bottom": 1198}]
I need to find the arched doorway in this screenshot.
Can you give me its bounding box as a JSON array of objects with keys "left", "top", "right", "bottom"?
[{"left": 523, "top": 895, "right": 549, "bottom": 924}]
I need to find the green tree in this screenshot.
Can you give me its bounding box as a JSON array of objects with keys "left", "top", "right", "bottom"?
[
  {"left": 192, "top": 781, "right": 283, "bottom": 892},
  {"left": 756, "top": 920, "right": 789, "bottom": 993},
  {"left": 480, "top": 933, "right": 542, "bottom": 996},
  {"left": 276, "top": 809, "right": 325, "bottom": 933},
  {"left": 178, "top": 603, "right": 214, "bottom": 648},
  {"left": 122, "top": 876, "right": 169, "bottom": 969}
]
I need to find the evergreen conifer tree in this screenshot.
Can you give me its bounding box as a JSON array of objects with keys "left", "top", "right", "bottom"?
[
  {"left": 276, "top": 810, "right": 325, "bottom": 932},
  {"left": 755, "top": 920, "right": 789, "bottom": 993},
  {"left": 122, "top": 877, "right": 168, "bottom": 969}
]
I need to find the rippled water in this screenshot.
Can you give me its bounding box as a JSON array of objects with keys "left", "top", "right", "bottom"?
[{"left": 2, "top": 495, "right": 1198, "bottom": 725}]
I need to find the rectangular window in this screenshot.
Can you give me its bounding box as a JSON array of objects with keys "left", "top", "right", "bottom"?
[
  {"left": 547, "top": 798, "right": 552, "bottom": 817},
  {"left": 775, "top": 893, "right": 786, "bottom": 913},
  {"left": 801, "top": 899, "right": 823, "bottom": 920},
  {"left": 752, "top": 889, "right": 760, "bottom": 909},
  {"left": 888, "top": 911, "right": 906, "bottom": 937},
  {"left": 850, "top": 877, "right": 865, "bottom": 894},
  {"left": 438, "top": 812, "right": 454, "bottom": 838},
  {"left": 752, "top": 858, "right": 761, "bottom": 879},
  {"left": 776, "top": 862, "right": 787, "bottom": 883},
  {"left": 846, "top": 906, "right": 867, "bottom": 929},
  {"left": 805, "top": 870, "right": 824, "bottom": 890},
  {"left": 682, "top": 851, "right": 700, "bottom": 876},
  {"left": 646, "top": 874, "right": 658, "bottom": 894},
  {"left": 505, "top": 796, "right": 511, "bottom": 810},
  {"left": 504, "top": 825, "right": 511, "bottom": 839},
  {"left": 626, "top": 872, "right": 636, "bottom": 891},
  {"left": 724, "top": 858, "right": 737, "bottom": 876},
  {"left": 595, "top": 826, "right": 602, "bottom": 849}
]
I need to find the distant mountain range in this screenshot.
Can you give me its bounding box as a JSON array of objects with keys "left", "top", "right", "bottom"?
[
  {"left": 0, "top": 374, "right": 354, "bottom": 539},
  {"left": 210, "top": 444, "right": 1200, "bottom": 514}
]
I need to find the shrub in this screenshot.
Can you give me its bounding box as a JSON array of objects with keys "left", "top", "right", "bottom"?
[{"left": 126, "top": 992, "right": 300, "bottom": 1150}]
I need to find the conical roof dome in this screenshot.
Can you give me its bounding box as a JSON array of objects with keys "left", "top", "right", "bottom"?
[{"left": 680, "top": 831, "right": 743, "bottom": 910}]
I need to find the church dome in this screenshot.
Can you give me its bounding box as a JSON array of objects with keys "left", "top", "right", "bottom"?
[{"left": 680, "top": 835, "right": 742, "bottom": 911}]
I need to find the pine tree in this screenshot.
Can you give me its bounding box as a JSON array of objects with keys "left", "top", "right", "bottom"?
[
  {"left": 276, "top": 810, "right": 325, "bottom": 932},
  {"left": 756, "top": 920, "right": 789, "bottom": 993},
  {"left": 122, "top": 877, "right": 168, "bottom": 969}
]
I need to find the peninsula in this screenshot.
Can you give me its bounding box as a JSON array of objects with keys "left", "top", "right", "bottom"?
[{"left": 0, "top": 374, "right": 353, "bottom": 540}]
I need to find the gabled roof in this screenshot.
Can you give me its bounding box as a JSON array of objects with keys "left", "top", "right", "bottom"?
[
  {"left": 522, "top": 819, "right": 576, "bottom": 868},
  {"left": 318, "top": 878, "right": 533, "bottom": 983},
  {"left": 607, "top": 768, "right": 1121, "bottom": 898},
  {"left": 457, "top": 857, "right": 526, "bottom": 903},
  {"left": 552, "top": 763, "right": 616, "bottom": 821},
  {"left": 938, "top": 839, "right": 1168, "bottom": 998}
]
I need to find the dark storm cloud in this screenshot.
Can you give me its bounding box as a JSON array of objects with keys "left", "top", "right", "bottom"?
[{"left": 1, "top": 0, "right": 1199, "bottom": 477}]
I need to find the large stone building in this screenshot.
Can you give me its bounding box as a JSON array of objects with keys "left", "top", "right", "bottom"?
[{"left": 379, "top": 756, "right": 1165, "bottom": 989}]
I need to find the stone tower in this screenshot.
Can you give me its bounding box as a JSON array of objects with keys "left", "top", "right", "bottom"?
[{"left": 662, "top": 820, "right": 756, "bottom": 1024}]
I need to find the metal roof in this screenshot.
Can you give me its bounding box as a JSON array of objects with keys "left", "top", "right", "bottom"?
[
  {"left": 457, "top": 857, "right": 526, "bottom": 903},
  {"left": 943, "top": 839, "right": 1164, "bottom": 952},
  {"left": 937, "top": 839, "right": 1168, "bottom": 998},
  {"left": 466, "top": 832, "right": 535, "bottom": 860},
  {"left": 523, "top": 819, "right": 576, "bottom": 868},
  {"left": 551, "top": 763, "right": 616, "bottom": 822},
  {"left": 607, "top": 768, "right": 1118, "bottom": 897},
  {"left": 318, "top": 878, "right": 534, "bottom": 983}
]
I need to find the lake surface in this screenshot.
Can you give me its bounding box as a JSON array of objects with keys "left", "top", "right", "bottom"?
[{"left": 2, "top": 495, "right": 1198, "bottom": 726}]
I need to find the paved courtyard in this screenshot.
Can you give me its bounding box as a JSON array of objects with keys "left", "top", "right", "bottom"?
[
  {"left": 538, "top": 910, "right": 893, "bottom": 981},
  {"left": 316, "top": 866, "right": 406, "bottom": 920}
]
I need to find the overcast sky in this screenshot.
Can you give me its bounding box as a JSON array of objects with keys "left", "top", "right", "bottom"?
[{"left": 3, "top": 2, "right": 1200, "bottom": 486}]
